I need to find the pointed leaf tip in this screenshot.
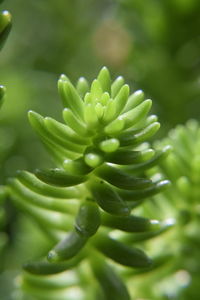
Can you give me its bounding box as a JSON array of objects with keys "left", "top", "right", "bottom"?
[
  {"left": 0, "top": 85, "right": 6, "bottom": 92},
  {"left": 97, "top": 66, "right": 111, "bottom": 93},
  {"left": 0, "top": 85, "right": 6, "bottom": 101},
  {"left": 157, "top": 180, "right": 171, "bottom": 189},
  {"left": 76, "top": 77, "right": 89, "bottom": 98},
  {"left": 59, "top": 74, "right": 68, "bottom": 81},
  {"left": 27, "top": 110, "right": 34, "bottom": 118},
  {"left": 101, "top": 66, "right": 109, "bottom": 72},
  {"left": 28, "top": 110, "right": 40, "bottom": 120},
  {"left": 111, "top": 76, "right": 125, "bottom": 98},
  {"left": 2, "top": 10, "right": 12, "bottom": 20}
]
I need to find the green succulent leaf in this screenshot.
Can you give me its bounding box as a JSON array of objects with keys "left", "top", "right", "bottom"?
[
  {"left": 63, "top": 157, "right": 93, "bottom": 175},
  {"left": 114, "top": 84, "right": 129, "bottom": 116},
  {"left": 92, "top": 234, "right": 152, "bottom": 268},
  {"left": 0, "top": 85, "right": 5, "bottom": 108},
  {"left": 105, "top": 148, "right": 154, "bottom": 165},
  {"left": 76, "top": 76, "right": 89, "bottom": 98},
  {"left": 48, "top": 230, "right": 88, "bottom": 262},
  {"left": 35, "top": 168, "right": 87, "bottom": 187},
  {"left": 23, "top": 254, "right": 84, "bottom": 275},
  {"left": 97, "top": 66, "right": 111, "bottom": 93},
  {"left": 16, "top": 170, "right": 81, "bottom": 199},
  {"left": 58, "top": 74, "right": 84, "bottom": 120},
  {"left": 95, "top": 164, "right": 152, "bottom": 190},
  {"left": 123, "top": 146, "right": 172, "bottom": 173},
  {"left": 91, "top": 259, "right": 131, "bottom": 300},
  {"left": 62, "top": 108, "right": 91, "bottom": 137},
  {"left": 111, "top": 76, "right": 125, "bottom": 98},
  {"left": 101, "top": 213, "right": 160, "bottom": 233},
  {"left": 88, "top": 179, "right": 130, "bottom": 216},
  {"left": 0, "top": 10, "right": 11, "bottom": 50},
  {"left": 124, "top": 218, "right": 175, "bottom": 243},
  {"left": 119, "top": 122, "right": 160, "bottom": 146},
  {"left": 123, "top": 90, "right": 145, "bottom": 112},
  {"left": 44, "top": 117, "right": 90, "bottom": 146},
  {"left": 75, "top": 200, "right": 101, "bottom": 237},
  {"left": 117, "top": 180, "right": 171, "bottom": 202},
  {"left": 8, "top": 178, "right": 73, "bottom": 213}
]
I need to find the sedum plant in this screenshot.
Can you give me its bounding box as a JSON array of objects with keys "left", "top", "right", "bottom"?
[{"left": 7, "top": 67, "right": 172, "bottom": 299}]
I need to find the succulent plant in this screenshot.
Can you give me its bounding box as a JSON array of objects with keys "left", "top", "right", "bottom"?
[{"left": 8, "top": 67, "right": 171, "bottom": 299}]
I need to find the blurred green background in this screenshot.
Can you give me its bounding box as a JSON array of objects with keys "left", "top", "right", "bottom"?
[{"left": 1, "top": 0, "right": 200, "bottom": 299}]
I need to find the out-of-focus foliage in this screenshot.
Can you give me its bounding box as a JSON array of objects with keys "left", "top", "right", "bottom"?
[
  {"left": 116, "top": 0, "right": 200, "bottom": 126},
  {"left": 128, "top": 120, "right": 200, "bottom": 300}
]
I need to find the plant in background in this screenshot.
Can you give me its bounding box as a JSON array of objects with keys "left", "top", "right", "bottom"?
[
  {"left": 0, "top": 85, "right": 7, "bottom": 258},
  {"left": 6, "top": 67, "right": 172, "bottom": 299},
  {"left": 0, "top": 84, "right": 8, "bottom": 263},
  {"left": 151, "top": 120, "right": 200, "bottom": 300},
  {"left": 0, "top": 0, "right": 11, "bottom": 263},
  {"left": 0, "top": 2, "right": 12, "bottom": 174},
  {"left": 124, "top": 120, "right": 200, "bottom": 300},
  {"left": 116, "top": 0, "right": 200, "bottom": 126}
]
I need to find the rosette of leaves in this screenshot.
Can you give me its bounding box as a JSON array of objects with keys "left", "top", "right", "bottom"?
[{"left": 8, "top": 67, "right": 171, "bottom": 300}]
